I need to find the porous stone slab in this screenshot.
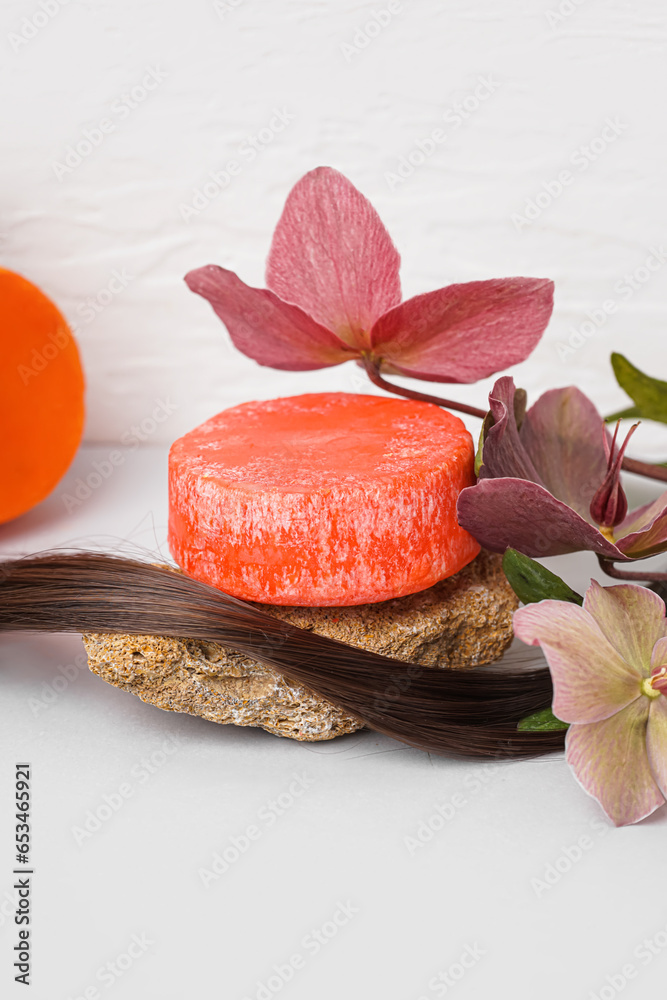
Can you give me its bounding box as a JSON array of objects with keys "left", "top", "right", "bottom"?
[{"left": 83, "top": 550, "right": 517, "bottom": 742}]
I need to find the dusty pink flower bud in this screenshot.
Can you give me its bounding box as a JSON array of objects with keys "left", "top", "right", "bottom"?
[{"left": 589, "top": 421, "right": 639, "bottom": 529}]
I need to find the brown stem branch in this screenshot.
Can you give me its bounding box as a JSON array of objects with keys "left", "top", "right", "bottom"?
[
  {"left": 361, "top": 356, "right": 487, "bottom": 419},
  {"left": 361, "top": 357, "right": 667, "bottom": 486},
  {"left": 620, "top": 455, "right": 667, "bottom": 484},
  {"left": 597, "top": 556, "right": 667, "bottom": 583}
]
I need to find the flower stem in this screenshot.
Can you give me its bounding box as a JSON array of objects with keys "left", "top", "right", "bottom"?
[
  {"left": 361, "top": 357, "right": 667, "bottom": 485},
  {"left": 361, "top": 357, "right": 487, "bottom": 419},
  {"left": 597, "top": 556, "right": 667, "bottom": 583},
  {"left": 620, "top": 456, "right": 667, "bottom": 483}
]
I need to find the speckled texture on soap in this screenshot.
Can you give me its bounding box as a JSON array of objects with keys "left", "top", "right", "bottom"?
[{"left": 168, "top": 393, "right": 480, "bottom": 604}]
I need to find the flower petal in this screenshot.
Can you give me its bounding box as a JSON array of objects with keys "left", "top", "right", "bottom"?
[
  {"left": 651, "top": 636, "right": 667, "bottom": 672},
  {"left": 184, "top": 265, "right": 356, "bottom": 371},
  {"left": 565, "top": 702, "right": 664, "bottom": 826},
  {"left": 583, "top": 580, "right": 667, "bottom": 676},
  {"left": 513, "top": 600, "right": 643, "bottom": 723},
  {"left": 478, "top": 377, "right": 545, "bottom": 482},
  {"left": 265, "top": 167, "right": 401, "bottom": 347},
  {"left": 615, "top": 491, "right": 667, "bottom": 558},
  {"left": 647, "top": 696, "right": 667, "bottom": 799},
  {"left": 456, "top": 478, "right": 623, "bottom": 558},
  {"left": 369, "top": 277, "right": 554, "bottom": 383},
  {"left": 519, "top": 388, "right": 609, "bottom": 518},
  {"left": 617, "top": 490, "right": 667, "bottom": 535}
]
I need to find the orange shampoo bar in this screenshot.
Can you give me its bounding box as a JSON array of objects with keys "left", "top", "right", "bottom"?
[{"left": 168, "top": 393, "right": 480, "bottom": 606}]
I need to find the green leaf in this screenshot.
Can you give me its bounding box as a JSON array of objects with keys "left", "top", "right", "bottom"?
[
  {"left": 607, "top": 353, "right": 667, "bottom": 424},
  {"left": 502, "top": 548, "right": 583, "bottom": 606},
  {"left": 474, "top": 410, "right": 493, "bottom": 475},
  {"left": 605, "top": 404, "right": 641, "bottom": 422},
  {"left": 517, "top": 707, "right": 569, "bottom": 732}
]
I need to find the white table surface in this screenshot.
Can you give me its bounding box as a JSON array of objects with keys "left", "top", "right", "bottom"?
[{"left": 1, "top": 446, "right": 666, "bottom": 1000}]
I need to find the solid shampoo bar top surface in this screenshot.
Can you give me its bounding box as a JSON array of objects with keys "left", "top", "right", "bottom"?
[{"left": 168, "top": 392, "right": 480, "bottom": 606}]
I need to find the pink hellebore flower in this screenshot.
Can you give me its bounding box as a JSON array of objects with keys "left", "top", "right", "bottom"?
[
  {"left": 184, "top": 167, "right": 554, "bottom": 382},
  {"left": 514, "top": 581, "right": 667, "bottom": 826},
  {"left": 457, "top": 376, "right": 667, "bottom": 560}
]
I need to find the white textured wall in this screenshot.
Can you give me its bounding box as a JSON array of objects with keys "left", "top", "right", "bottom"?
[{"left": 2, "top": 0, "right": 666, "bottom": 452}]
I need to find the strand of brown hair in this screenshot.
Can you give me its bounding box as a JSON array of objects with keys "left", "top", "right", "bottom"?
[{"left": 0, "top": 552, "right": 564, "bottom": 760}]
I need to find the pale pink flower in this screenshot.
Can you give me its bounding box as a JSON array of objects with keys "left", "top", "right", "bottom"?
[{"left": 514, "top": 581, "right": 667, "bottom": 826}]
